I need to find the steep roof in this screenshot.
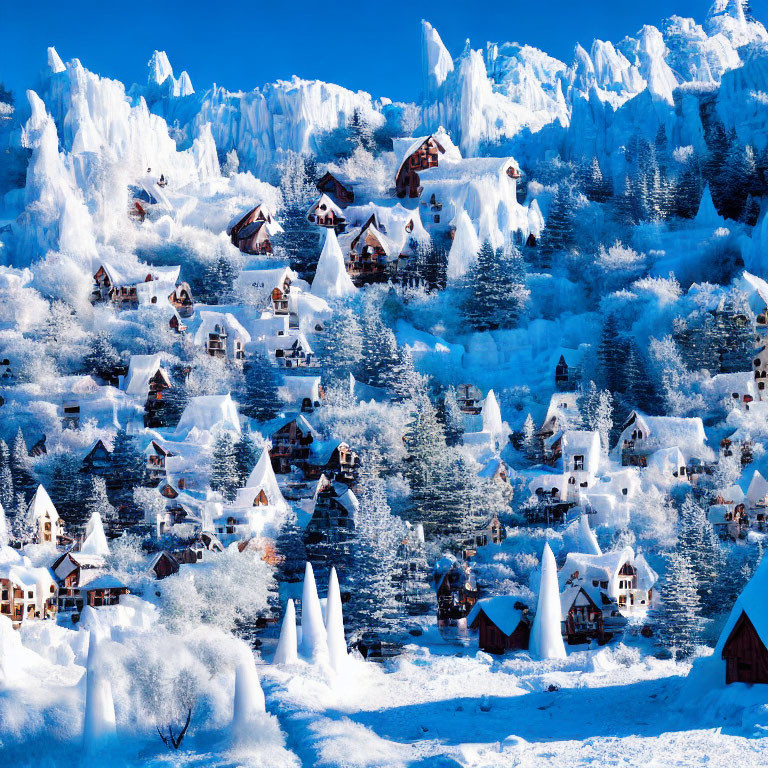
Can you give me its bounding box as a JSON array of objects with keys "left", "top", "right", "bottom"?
[
  {"left": 193, "top": 311, "right": 252, "bottom": 346},
  {"left": 80, "top": 513, "right": 110, "bottom": 557},
  {"left": 123, "top": 354, "right": 169, "bottom": 396},
  {"left": 174, "top": 394, "right": 241, "bottom": 437},
  {"left": 467, "top": 595, "right": 527, "bottom": 636},
  {"left": 234, "top": 448, "right": 289, "bottom": 511},
  {"left": 307, "top": 193, "right": 345, "bottom": 221},
  {"left": 392, "top": 129, "right": 461, "bottom": 182},
  {"left": 620, "top": 411, "right": 711, "bottom": 462},
  {"left": 278, "top": 375, "right": 322, "bottom": 407},
  {"left": 27, "top": 485, "right": 59, "bottom": 523}
]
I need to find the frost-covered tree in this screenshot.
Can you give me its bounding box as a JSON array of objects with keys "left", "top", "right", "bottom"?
[
  {"left": 107, "top": 428, "right": 146, "bottom": 510},
  {"left": 240, "top": 353, "right": 281, "bottom": 422},
  {"left": 673, "top": 150, "right": 704, "bottom": 219},
  {"left": 357, "top": 299, "right": 401, "bottom": 389},
  {"left": 594, "top": 390, "right": 613, "bottom": 455},
  {"left": 0, "top": 439, "right": 14, "bottom": 512},
  {"left": 85, "top": 476, "right": 117, "bottom": 530},
  {"left": 49, "top": 453, "right": 87, "bottom": 529},
  {"left": 0, "top": 499, "right": 8, "bottom": 548},
  {"left": 234, "top": 430, "right": 259, "bottom": 487},
  {"left": 462, "top": 241, "right": 528, "bottom": 331},
  {"left": 678, "top": 494, "right": 721, "bottom": 613},
  {"left": 581, "top": 157, "right": 611, "bottom": 202},
  {"left": 649, "top": 335, "right": 703, "bottom": 417},
  {"left": 11, "top": 491, "right": 36, "bottom": 545},
  {"left": 440, "top": 386, "right": 465, "bottom": 447},
  {"left": 314, "top": 307, "right": 363, "bottom": 386},
  {"left": 537, "top": 181, "right": 576, "bottom": 268},
  {"left": 651, "top": 551, "right": 702, "bottom": 658},
  {"left": 83, "top": 331, "right": 123, "bottom": 382},
  {"left": 521, "top": 413, "right": 539, "bottom": 462},
  {"left": 597, "top": 315, "right": 623, "bottom": 394},
  {"left": 275, "top": 508, "right": 307, "bottom": 585},
  {"left": 348, "top": 107, "right": 376, "bottom": 153},
  {"left": 10, "top": 428, "right": 35, "bottom": 498},
  {"left": 209, "top": 430, "right": 239, "bottom": 501}
]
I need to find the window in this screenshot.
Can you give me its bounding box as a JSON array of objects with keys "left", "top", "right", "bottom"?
[{"left": 573, "top": 455, "right": 584, "bottom": 471}]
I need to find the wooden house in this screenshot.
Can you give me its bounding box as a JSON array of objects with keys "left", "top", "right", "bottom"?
[
  {"left": 394, "top": 134, "right": 451, "bottom": 199},
  {"left": 560, "top": 585, "right": 605, "bottom": 645},
  {"left": 267, "top": 414, "right": 317, "bottom": 474},
  {"left": 456, "top": 384, "right": 483, "bottom": 415},
  {"left": 304, "top": 475, "right": 359, "bottom": 561},
  {"left": 433, "top": 557, "right": 478, "bottom": 628},
  {"left": 275, "top": 333, "right": 316, "bottom": 369},
  {"left": 467, "top": 596, "right": 530, "bottom": 654},
  {"left": 92, "top": 262, "right": 181, "bottom": 309},
  {"left": 722, "top": 612, "right": 768, "bottom": 684},
  {"left": 227, "top": 204, "right": 282, "bottom": 254},
  {"left": 304, "top": 440, "right": 359, "bottom": 484},
  {"left": 81, "top": 439, "right": 112, "bottom": 474},
  {"left": 148, "top": 551, "right": 180, "bottom": 580},
  {"left": 145, "top": 440, "right": 175, "bottom": 483},
  {"left": 194, "top": 311, "right": 251, "bottom": 361},
  {"left": 315, "top": 172, "right": 355, "bottom": 208},
  {"left": 52, "top": 551, "right": 106, "bottom": 612},
  {"left": 80, "top": 575, "right": 129, "bottom": 608},
  {"left": 27, "top": 485, "right": 66, "bottom": 546},
  {"left": 0, "top": 563, "right": 57, "bottom": 626},
  {"left": 168, "top": 282, "right": 194, "bottom": 317},
  {"left": 463, "top": 514, "right": 504, "bottom": 558},
  {"left": 338, "top": 215, "right": 399, "bottom": 285},
  {"left": 306, "top": 194, "right": 346, "bottom": 231}
]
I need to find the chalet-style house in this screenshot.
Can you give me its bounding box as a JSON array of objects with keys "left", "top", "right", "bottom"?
[
  {"left": 91, "top": 262, "right": 181, "bottom": 309},
  {"left": 615, "top": 411, "right": 712, "bottom": 477},
  {"left": 235, "top": 266, "right": 308, "bottom": 319},
  {"left": 81, "top": 439, "right": 112, "bottom": 474},
  {"left": 267, "top": 414, "right": 317, "bottom": 474},
  {"left": 122, "top": 354, "right": 172, "bottom": 427},
  {"left": 304, "top": 475, "right": 359, "bottom": 562},
  {"left": 547, "top": 430, "right": 601, "bottom": 503},
  {"left": 0, "top": 555, "right": 57, "bottom": 626},
  {"left": 279, "top": 375, "right": 324, "bottom": 414},
  {"left": 539, "top": 392, "right": 582, "bottom": 442},
  {"left": 303, "top": 440, "right": 359, "bottom": 485},
  {"left": 194, "top": 311, "right": 251, "bottom": 361},
  {"left": 306, "top": 193, "right": 346, "bottom": 231},
  {"left": 393, "top": 131, "right": 461, "bottom": 199},
  {"left": 338, "top": 215, "right": 400, "bottom": 285},
  {"left": 227, "top": 203, "right": 283, "bottom": 255},
  {"left": 463, "top": 514, "right": 504, "bottom": 558},
  {"left": 560, "top": 585, "right": 605, "bottom": 645},
  {"left": 467, "top": 597, "right": 531, "bottom": 654},
  {"left": 52, "top": 550, "right": 107, "bottom": 612},
  {"left": 168, "top": 282, "right": 194, "bottom": 317},
  {"left": 456, "top": 384, "right": 483, "bottom": 415},
  {"left": 145, "top": 440, "right": 175, "bottom": 483},
  {"left": 315, "top": 172, "right": 355, "bottom": 208},
  {"left": 434, "top": 556, "right": 478, "bottom": 628},
  {"left": 148, "top": 551, "right": 180, "bottom": 580},
  {"left": 559, "top": 546, "right": 657, "bottom": 617},
  {"left": 176, "top": 531, "right": 225, "bottom": 564},
  {"left": 27, "top": 485, "right": 66, "bottom": 546},
  {"left": 80, "top": 575, "right": 129, "bottom": 608},
  {"left": 274, "top": 333, "right": 315, "bottom": 369}
]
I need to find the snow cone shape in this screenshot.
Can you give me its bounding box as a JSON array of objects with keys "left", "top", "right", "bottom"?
[
  {"left": 530, "top": 543, "right": 567, "bottom": 660},
  {"left": 579, "top": 514, "right": 602, "bottom": 556},
  {"left": 82, "top": 632, "right": 116, "bottom": 754},
  {"left": 81, "top": 512, "right": 110, "bottom": 557},
  {"left": 325, "top": 567, "right": 348, "bottom": 672},
  {"left": 447, "top": 209, "right": 480, "bottom": 282},
  {"left": 311, "top": 228, "right": 356, "bottom": 300},
  {"left": 273, "top": 599, "right": 298, "bottom": 665},
  {"left": 482, "top": 389, "right": 503, "bottom": 439},
  {"left": 299, "top": 563, "right": 329, "bottom": 663},
  {"left": 232, "top": 653, "right": 266, "bottom": 738}
]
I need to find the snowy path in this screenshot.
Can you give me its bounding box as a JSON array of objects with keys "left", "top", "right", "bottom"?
[{"left": 260, "top": 644, "right": 768, "bottom": 768}]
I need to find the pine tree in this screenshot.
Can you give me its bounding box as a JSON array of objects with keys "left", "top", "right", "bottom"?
[
  {"left": 49, "top": 454, "right": 87, "bottom": 529},
  {"left": 522, "top": 413, "right": 539, "bottom": 462},
  {"left": 275, "top": 508, "right": 307, "bottom": 584},
  {"left": 348, "top": 107, "right": 376, "bottom": 153},
  {"left": 0, "top": 497, "right": 8, "bottom": 548},
  {"left": 10, "top": 428, "right": 35, "bottom": 499},
  {"left": 210, "top": 430, "right": 240, "bottom": 501},
  {"left": 357, "top": 299, "right": 401, "bottom": 389},
  {"left": 314, "top": 307, "right": 363, "bottom": 386},
  {"left": 622, "top": 339, "right": 657, "bottom": 414},
  {"left": 0, "top": 439, "right": 13, "bottom": 512},
  {"left": 582, "top": 157, "right": 611, "bottom": 202},
  {"left": 162, "top": 364, "right": 191, "bottom": 427},
  {"left": 234, "top": 430, "right": 259, "bottom": 486},
  {"left": 440, "top": 387, "right": 465, "bottom": 447},
  {"left": 85, "top": 476, "right": 117, "bottom": 530},
  {"left": 678, "top": 494, "right": 721, "bottom": 614},
  {"left": 597, "top": 315, "right": 624, "bottom": 394},
  {"left": 107, "top": 429, "right": 146, "bottom": 510},
  {"left": 651, "top": 551, "right": 702, "bottom": 658},
  {"left": 11, "top": 491, "right": 36, "bottom": 545},
  {"left": 594, "top": 390, "right": 613, "bottom": 455},
  {"left": 538, "top": 181, "right": 575, "bottom": 268},
  {"left": 241, "top": 353, "right": 281, "bottom": 422},
  {"left": 83, "top": 332, "right": 122, "bottom": 382},
  {"left": 673, "top": 152, "right": 704, "bottom": 219}
]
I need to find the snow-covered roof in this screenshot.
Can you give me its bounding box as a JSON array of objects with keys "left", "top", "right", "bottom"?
[
  {"left": 701, "top": 371, "right": 756, "bottom": 401},
  {"left": 27, "top": 485, "right": 60, "bottom": 523},
  {"left": 174, "top": 394, "right": 241, "bottom": 438},
  {"left": 80, "top": 574, "right": 128, "bottom": 592},
  {"left": 278, "top": 375, "right": 322, "bottom": 408},
  {"left": 419, "top": 155, "right": 518, "bottom": 184},
  {"left": 560, "top": 430, "right": 601, "bottom": 473},
  {"left": 307, "top": 193, "right": 345, "bottom": 222},
  {"left": 233, "top": 448, "right": 289, "bottom": 512},
  {"left": 618, "top": 411, "right": 711, "bottom": 462},
  {"left": 559, "top": 546, "right": 657, "bottom": 595},
  {"left": 235, "top": 266, "right": 299, "bottom": 295},
  {"left": 747, "top": 470, "right": 768, "bottom": 507},
  {"left": 123, "top": 354, "right": 169, "bottom": 397},
  {"left": 80, "top": 513, "right": 110, "bottom": 557},
  {"left": 311, "top": 228, "right": 357, "bottom": 300},
  {"left": 392, "top": 129, "right": 461, "bottom": 182},
  {"left": 646, "top": 446, "right": 687, "bottom": 479},
  {"left": 338, "top": 220, "right": 400, "bottom": 262},
  {"left": 559, "top": 584, "right": 598, "bottom": 621},
  {"left": 343, "top": 203, "right": 430, "bottom": 247},
  {"left": 541, "top": 392, "right": 581, "bottom": 432},
  {"left": 193, "top": 311, "right": 252, "bottom": 347},
  {"left": 467, "top": 595, "right": 527, "bottom": 636},
  {"left": 227, "top": 203, "right": 283, "bottom": 237}
]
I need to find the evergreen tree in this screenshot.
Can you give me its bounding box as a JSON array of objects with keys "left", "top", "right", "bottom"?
[
  {"left": 83, "top": 331, "right": 122, "bottom": 382},
  {"left": 594, "top": 389, "right": 613, "bottom": 455},
  {"left": 49, "top": 454, "right": 86, "bottom": 529},
  {"left": 210, "top": 430, "right": 240, "bottom": 501},
  {"left": 651, "top": 551, "right": 702, "bottom": 658},
  {"left": 0, "top": 497, "right": 8, "bottom": 548},
  {"left": 0, "top": 439, "right": 13, "bottom": 512},
  {"left": 202, "top": 252, "right": 240, "bottom": 304},
  {"left": 85, "top": 476, "right": 117, "bottom": 529},
  {"left": 678, "top": 494, "right": 721, "bottom": 614},
  {"left": 241, "top": 353, "right": 281, "bottom": 422},
  {"left": 348, "top": 107, "right": 376, "bottom": 153},
  {"left": 107, "top": 429, "right": 146, "bottom": 510},
  {"left": 462, "top": 241, "right": 528, "bottom": 331},
  {"left": 673, "top": 151, "right": 704, "bottom": 219},
  {"left": 234, "top": 430, "right": 259, "bottom": 487},
  {"left": 162, "top": 364, "right": 191, "bottom": 427},
  {"left": 582, "top": 157, "right": 611, "bottom": 202},
  {"left": 440, "top": 386, "right": 465, "bottom": 447},
  {"left": 538, "top": 181, "right": 576, "bottom": 267},
  {"left": 521, "top": 413, "right": 540, "bottom": 462},
  {"left": 357, "top": 299, "right": 401, "bottom": 389},
  {"left": 10, "top": 428, "right": 35, "bottom": 499},
  {"left": 622, "top": 339, "right": 657, "bottom": 414},
  {"left": 275, "top": 508, "right": 307, "bottom": 584},
  {"left": 11, "top": 491, "right": 36, "bottom": 545},
  {"left": 597, "top": 316, "right": 624, "bottom": 394},
  {"left": 314, "top": 307, "right": 363, "bottom": 386}
]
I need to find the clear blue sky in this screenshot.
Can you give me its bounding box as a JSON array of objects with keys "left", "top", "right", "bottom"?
[{"left": 1, "top": 1, "right": 765, "bottom": 104}]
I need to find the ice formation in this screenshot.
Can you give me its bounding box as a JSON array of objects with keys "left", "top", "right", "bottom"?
[
  {"left": 325, "top": 567, "right": 348, "bottom": 673},
  {"left": 299, "top": 562, "right": 329, "bottom": 663},
  {"left": 311, "top": 228, "right": 357, "bottom": 300},
  {"left": 274, "top": 599, "right": 299, "bottom": 665},
  {"left": 530, "top": 543, "right": 567, "bottom": 660}
]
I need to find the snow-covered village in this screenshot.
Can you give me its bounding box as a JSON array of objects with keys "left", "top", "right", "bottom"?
[{"left": 0, "top": 0, "right": 768, "bottom": 765}]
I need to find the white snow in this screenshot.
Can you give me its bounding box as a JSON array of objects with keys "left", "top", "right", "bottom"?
[
  {"left": 274, "top": 599, "right": 299, "bottom": 665},
  {"left": 299, "top": 562, "right": 330, "bottom": 665},
  {"left": 311, "top": 229, "right": 357, "bottom": 300},
  {"left": 529, "top": 543, "right": 567, "bottom": 660}
]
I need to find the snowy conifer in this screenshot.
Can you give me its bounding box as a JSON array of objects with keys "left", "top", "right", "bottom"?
[
  {"left": 241, "top": 353, "right": 281, "bottom": 422},
  {"left": 107, "top": 428, "right": 146, "bottom": 509},
  {"left": 49, "top": 453, "right": 86, "bottom": 528},
  {"left": 440, "top": 386, "right": 465, "bottom": 447},
  {"left": 210, "top": 430, "right": 240, "bottom": 501},
  {"left": 651, "top": 551, "right": 701, "bottom": 658},
  {"left": 10, "top": 428, "right": 34, "bottom": 498},
  {"left": 521, "top": 413, "right": 539, "bottom": 462},
  {"left": 85, "top": 476, "right": 117, "bottom": 529},
  {"left": 0, "top": 439, "right": 13, "bottom": 512},
  {"left": 83, "top": 331, "right": 122, "bottom": 383},
  {"left": 0, "top": 501, "right": 8, "bottom": 548},
  {"left": 315, "top": 307, "right": 363, "bottom": 385}
]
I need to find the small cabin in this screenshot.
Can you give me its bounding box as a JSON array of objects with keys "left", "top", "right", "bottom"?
[
  {"left": 304, "top": 476, "right": 358, "bottom": 558},
  {"left": 81, "top": 576, "right": 129, "bottom": 608},
  {"left": 168, "top": 283, "right": 194, "bottom": 317},
  {"left": 315, "top": 172, "right": 355, "bottom": 208},
  {"left": 560, "top": 585, "right": 605, "bottom": 645},
  {"left": 304, "top": 441, "right": 359, "bottom": 484},
  {"left": 467, "top": 597, "right": 530, "bottom": 654},
  {"left": 456, "top": 384, "right": 483, "bottom": 415},
  {"left": 269, "top": 416, "right": 316, "bottom": 474},
  {"left": 148, "top": 551, "right": 180, "bottom": 580},
  {"left": 722, "top": 611, "right": 768, "bottom": 685},
  {"left": 306, "top": 194, "right": 346, "bottom": 231},
  {"left": 463, "top": 514, "right": 504, "bottom": 558},
  {"left": 146, "top": 441, "right": 175, "bottom": 483},
  {"left": 82, "top": 439, "right": 112, "bottom": 473},
  {"left": 340, "top": 216, "right": 397, "bottom": 285},
  {"left": 275, "top": 334, "right": 315, "bottom": 369},
  {"left": 434, "top": 559, "right": 478, "bottom": 628},
  {"left": 395, "top": 135, "right": 446, "bottom": 199},
  {"left": 228, "top": 204, "right": 280, "bottom": 255}
]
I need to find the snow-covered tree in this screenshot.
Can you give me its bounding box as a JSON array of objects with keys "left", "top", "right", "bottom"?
[
  {"left": 107, "top": 428, "right": 146, "bottom": 510},
  {"left": 522, "top": 413, "right": 540, "bottom": 462},
  {"left": 240, "top": 353, "right": 281, "bottom": 422},
  {"left": 83, "top": 331, "right": 122, "bottom": 382},
  {"left": 11, "top": 491, "right": 36, "bottom": 545},
  {"left": 314, "top": 307, "right": 363, "bottom": 385},
  {"left": 440, "top": 386, "right": 465, "bottom": 447},
  {"left": 0, "top": 439, "right": 14, "bottom": 512},
  {"left": 209, "top": 430, "right": 240, "bottom": 501},
  {"left": 85, "top": 476, "right": 117, "bottom": 530},
  {"left": 538, "top": 181, "right": 576, "bottom": 268},
  {"left": 10, "top": 428, "right": 35, "bottom": 498},
  {"left": 594, "top": 390, "right": 613, "bottom": 455},
  {"left": 0, "top": 500, "right": 8, "bottom": 548},
  {"left": 651, "top": 551, "right": 702, "bottom": 658},
  {"left": 49, "top": 453, "right": 87, "bottom": 528}
]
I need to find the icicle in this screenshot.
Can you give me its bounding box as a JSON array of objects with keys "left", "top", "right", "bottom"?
[
  {"left": 273, "top": 599, "right": 298, "bottom": 665},
  {"left": 299, "top": 562, "right": 329, "bottom": 663},
  {"left": 232, "top": 653, "right": 266, "bottom": 738},
  {"left": 530, "top": 543, "right": 567, "bottom": 660},
  {"left": 82, "top": 632, "right": 116, "bottom": 754},
  {"left": 325, "top": 568, "right": 348, "bottom": 672},
  {"left": 579, "top": 514, "right": 602, "bottom": 556}
]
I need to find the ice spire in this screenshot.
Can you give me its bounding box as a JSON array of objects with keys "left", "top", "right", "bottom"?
[
  {"left": 81, "top": 512, "right": 110, "bottom": 557},
  {"left": 82, "top": 633, "right": 116, "bottom": 754},
  {"left": 47, "top": 47, "right": 65, "bottom": 75},
  {"left": 530, "top": 543, "right": 567, "bottom": 660},
  {"left": 579, "top": 514, "right": 602, "bottom": 556},
  {"left": 311, "top": 228, "right": 356, "bottom": 300},
  {"left": 447, "top": 209, "right": 480, "bottom": 282},
  {"left": 482, "top": 390, "right": 503, "bottom": 438},
  {"left": 273, "top": 599, "right": 298, "bottom": 665},
  {"left": 695, "top": 183, "right": 721, "bottom": 226},
  {"left": 325, "top": 567, "right": 348, "bottom": 672},
  {"left": 421, "top": 20, "right": 454, "bottom": 98},
  {"left": 232, "top": 653, "right": 266, "bottom": 738},
  {"left": 300, "top": 563, "right": 329, "bottom": 663}
]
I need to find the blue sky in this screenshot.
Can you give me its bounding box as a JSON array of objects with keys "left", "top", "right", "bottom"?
[{"left": 1, "top": 1, "right": 766, "bottom": 103}]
